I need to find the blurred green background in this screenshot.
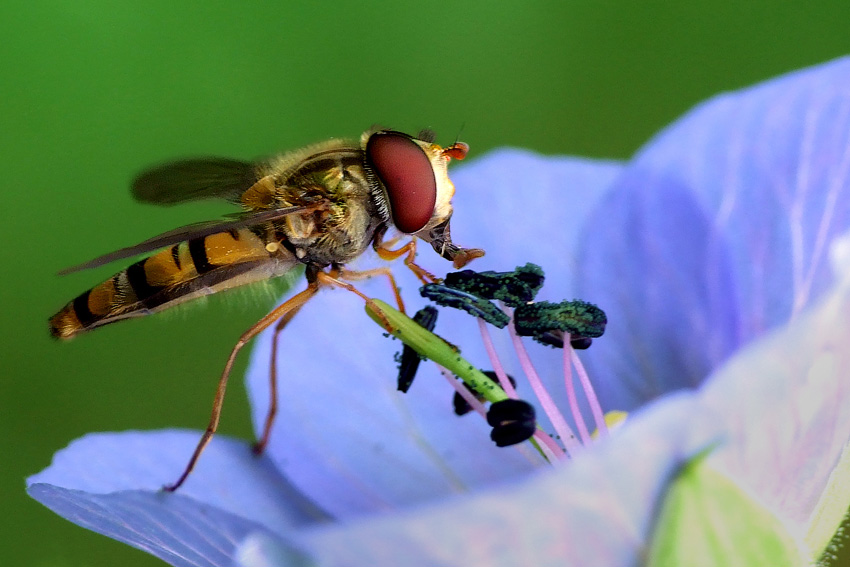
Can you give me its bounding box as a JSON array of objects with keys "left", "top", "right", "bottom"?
[{"left": 2, "top": 2, "right": 849, "bottom": 566}]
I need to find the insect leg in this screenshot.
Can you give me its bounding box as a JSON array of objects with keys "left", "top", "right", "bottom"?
[
  {"left": 164, "top": 280, "right": 320, "bottom": 492},
  {"left": 338, "top": 266, "right": 406, "bottom": 313},
  {"left": 256, "top": 267, "right": 403, "bottom": 455},
  {"left": 252, "top": 304, "right": 304, "bottom": 456},
  {"left": 315, "top": 271, "right": 394, "bottom": 331},
  {"left": 373, "top": 236, "right": 438, "bottom": 285}
]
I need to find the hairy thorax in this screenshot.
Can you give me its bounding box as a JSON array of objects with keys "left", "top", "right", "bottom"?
[{"left": 270, "top": 152, "right": 381, "bottom": 268}]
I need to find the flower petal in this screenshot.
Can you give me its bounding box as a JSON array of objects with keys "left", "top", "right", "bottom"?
[
  {"left": 28, "top": 485, "right": 280, "bottom": 567},
  {"left": 579, "top": 56, "right": 850, "bottom": 410},
  {"left": 244, "top": 152, "right": 624, "bottom": 519},
  {"left": 297, "top": 391, "right": 722, "bottom": 567},
  {"left": 700, "top": 231, "right": 850, "bottom": 558},
  {"left": 449, "top": 149, "right": 624, "bottom": 294},
  {"left": 231, "top": 533, "right": 313, "bottom": 567},
  {"left": 28, "top": 431, "right": 328, "bottom": 566}
]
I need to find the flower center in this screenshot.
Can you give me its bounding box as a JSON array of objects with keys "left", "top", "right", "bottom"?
[
  {"left": 481, "top": 310, "right": 610, "bottom": 461},
  {"left": 374, "top": 263, "right": 621, "bottom": 464}
]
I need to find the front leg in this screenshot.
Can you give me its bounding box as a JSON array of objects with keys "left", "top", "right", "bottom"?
[{"left": 372, "top": 231, "right": 438, "bottom": 284}]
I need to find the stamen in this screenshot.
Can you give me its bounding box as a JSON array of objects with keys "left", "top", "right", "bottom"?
[
  {"left": 532, "top": 430, "right": 566, "bottom": 463},
  {"left": 396, "top": 306, "right": 438, "bottom": 393},
  {"left": 452, "top": 372, "right": 516, "bottom": 416},
  {"left": 507, "top": 312, "right": 581, "bottom": 456},
  {"left": 477, "top": 317, "right": 519, "bottom": 399},
  {"left": 421, "top": 283, "right": 510, "bottom": 328},
  {"left": 572, "top": 348, "right": 608, "bottom": 437},
  {"left": 487, "top": 400, "right": 537, "bottom": 447},
  {"left": 478, "top": 317, "right": 568, "bottom": 461},
  {"left": 440, "top": 365, "right": 563, "bottom": 463},
  {"left": 562, "top": 334, "right": 592, "bottom": 445},
  {"left": 382, "top": 262, "right": 614, "bottom": 460},
  {"left": 437, "top": 365, "right": 488, "bottom": 418}
]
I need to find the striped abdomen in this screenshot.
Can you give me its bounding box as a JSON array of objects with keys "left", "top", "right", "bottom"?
[{"left": 49, "top": 228, "right": 296, "bottom": 339}]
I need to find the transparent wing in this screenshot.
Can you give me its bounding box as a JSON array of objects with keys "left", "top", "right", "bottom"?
[
  {"left": 131, "top": 158, "right": 259, "bottom": 205},
  {"left": 58, "top": 205, "right": 316, "bottom": 275}
]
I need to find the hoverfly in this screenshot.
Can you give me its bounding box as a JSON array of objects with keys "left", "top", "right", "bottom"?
[{"left": 49, "top": 127, "right": 484, "bottom": 490}]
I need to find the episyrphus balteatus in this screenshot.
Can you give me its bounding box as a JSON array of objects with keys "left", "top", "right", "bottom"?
[{"left": 49, "top": 127, "right": 484, "bottom": 489}]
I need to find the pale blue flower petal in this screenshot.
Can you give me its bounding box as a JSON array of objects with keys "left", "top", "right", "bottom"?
[
  {"left": 701, "top": 232, "right": 850, "bottom": 551},
  {"left": 28, "top": 485, "right": 280, "bottom": 567},
  {"left": 244, "top": 153, "right": 624, "bottom": 519},
  {"left": 578, "top": 171, "right": 739, "bottom": 409},
  {"left": 579, "top": 56, "right": 850, "bottom": 411},
  {"left": 28, "top": 431, "right": 328, "bottom": 567},
  {"left": 231, "top": 533, "right": 315, "bottom": 567},
  {"left": 639, "top": 58, "right": 850, "bottom": 333},
  {"left": 298, "top": 392, "right": 722, "bottom": 567},
  {"left": 448, "top": 149, "right": 624, "bottom": 295}
]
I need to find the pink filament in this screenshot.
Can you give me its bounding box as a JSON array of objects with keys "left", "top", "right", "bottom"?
[
  {"left": 436, "top": 365, "right": 487, "bottom": 418},
  {"left": 563, "top": 335, "right": 592, "bottom": 445},
  {"left": 477, "top": 317, "right": 519, "bottom": 398},
  {"left": 507, "top": 319, "right": 581, "bottom": 455},
  {"left": 533, "top": 430, "right": 566, "bottom": 463},
  {"left": 437, "top": 364, "right": 564, "bottom": 462},
  {"left": 571, "top": 348, "right": 608, "bottom": 437},
  {"left": 479, "top": 318, "right": 567, "bottom": 461}
]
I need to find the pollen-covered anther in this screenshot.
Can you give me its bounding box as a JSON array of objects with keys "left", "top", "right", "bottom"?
[
  {"left": 533, "top": 330, "right": 595, "bottom": 349},
  {"left": 444, "top": 263, "right": 545, "bottom": 307},
  {"left": 513, "top": 300, "right": 607, "bottom": 348},
  {"left": 486, "top": 399, "right": 536, "bottom": 447},
  {"left": 420, "top": 283, "right": 510, "bottom": 328},
  {"left": 396, "top": 306, "right": 439, "bottom": 393}
]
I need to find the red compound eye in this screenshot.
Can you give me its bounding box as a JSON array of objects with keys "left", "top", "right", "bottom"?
[{"left": 367, "top": 131, "right": 437, "bottom": 234}]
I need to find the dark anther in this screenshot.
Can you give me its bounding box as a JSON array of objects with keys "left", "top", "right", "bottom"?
[
  {"left": 396, "top": 306, "right": 439, "bottom": 393},
  {"left": 420, "top": 283, "right": 510, "bottom": 328},
  {"left": 487, "top": 399, "right": 536, "bottom": 447},
  {"left": 534, "top": 331, "right": 594, "bottom": 350},
  {"left": 513, "top": 300, "right": 607, "bottom": 348},
  {"left": 453, "top": 371, "right": 516, "bottom": 416},
  {"left": 536, "top": 330, "right": 565, "bottom": 348},
  {"left": 443, "top": 263, "right": 545, "bottom": 307}
]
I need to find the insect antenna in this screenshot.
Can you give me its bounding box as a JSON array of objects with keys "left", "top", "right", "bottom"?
[{"left": 453, "top": 122, "right": 466, "bottom": 147}]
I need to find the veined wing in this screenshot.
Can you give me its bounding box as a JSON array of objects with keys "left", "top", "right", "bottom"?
[
  {"left": 132, "top": 158, "right": 260, "bottom": 205},
  {"left": 58, "top": 205, "right": 318, "bottom": 275}
]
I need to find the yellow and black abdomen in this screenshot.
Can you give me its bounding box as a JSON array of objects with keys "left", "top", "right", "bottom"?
[{"left": 50, "top": 228, "right": 296, "bottom": 339}]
